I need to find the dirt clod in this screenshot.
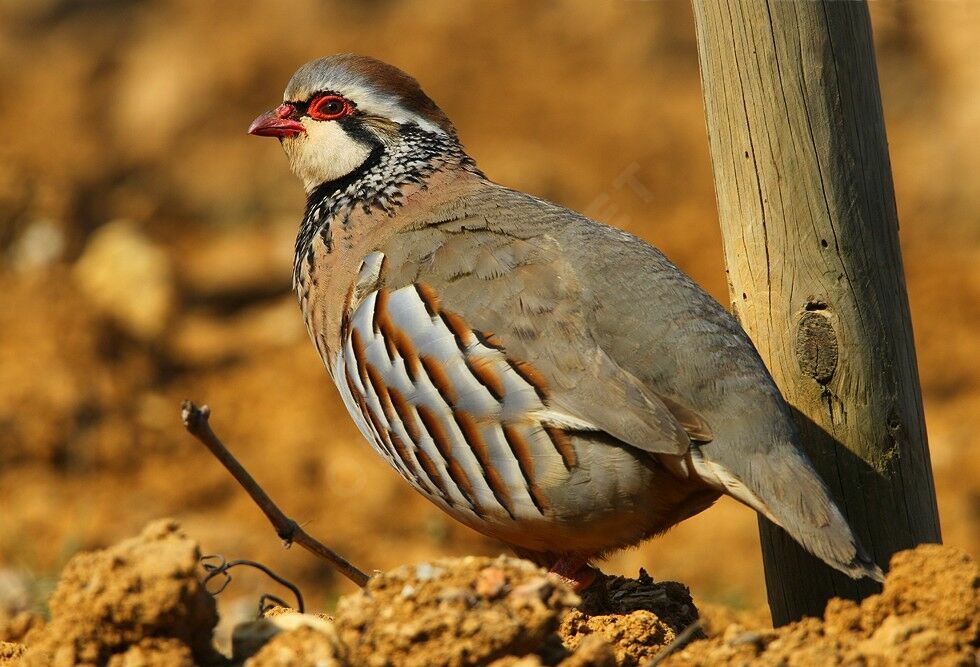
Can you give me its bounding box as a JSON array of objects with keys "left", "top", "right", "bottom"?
[
  {"left": 560, "top": 571, "right": 701, "bottom": 667},
  {"left": 334, "top": 555, "right": 580, "bottom": 667},
  {"left": 245, "top": 626, "right": 345, "bottom": 667},
  {"left": 664, "top": 544, "right": 979, "bottom": 666},
  {"left": 8, "top": 523, "right": 978, "bottom": 666},
  {"left": 233, "top": 610, "right": 340, "bottom": 664},
  {"left": 18, "top": 520, "right": 219, "bottom": 667},
  {"left": 0, "top": 642, "right": 25, "bottom": 665}
]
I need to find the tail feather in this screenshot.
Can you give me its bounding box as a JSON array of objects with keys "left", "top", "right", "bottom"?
[{"left": 690, "top": 443, "right": 884, "bottom": 582}]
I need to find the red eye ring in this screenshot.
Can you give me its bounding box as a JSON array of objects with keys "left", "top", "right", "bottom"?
[{"left": 308, "top": 95, "right": 351, "bottom": 121}]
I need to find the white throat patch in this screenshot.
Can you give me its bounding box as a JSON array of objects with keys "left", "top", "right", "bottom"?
[{"left": 283, "top": 120, "right": 373, "bottom": 193}]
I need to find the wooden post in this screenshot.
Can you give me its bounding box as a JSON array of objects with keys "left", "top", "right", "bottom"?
[{"left": 689, "top": 0, "right": 941, "bottom": 625}]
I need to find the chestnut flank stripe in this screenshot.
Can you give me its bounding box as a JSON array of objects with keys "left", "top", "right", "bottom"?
[
  {"left": 413, "top": 446, "right": 451, "bottom": 501},
  {"left": 414, "top": 283, "right": 441, "bottom": 317},
  {"left": 454, "top": 411, "right": 515, "bottom": 519},
  {"left": 465, "top": 355, "right": 505, "bottom": 402},
  {"left": 345, "top": 367, "right": 395, "bottom": 464},
  {"left": 372, "top": 287, "right": 390, "bottom": 335},
  {"left": 390, "top": 325, "right": 421, "bottom": 383},
  {"left": 544, "top": 425, "right": 578, "bottom": 470},
  {"left": 501, "top": 424, "right": 548, "bottom": 515},
  {"left": 440, "top": 310, "right": 475, "bottom": 350},
  {"left": 388, "top": 385, "right": 422, "bottom": 444},
  {"left": 419, "top": 354, "right": 457, "bottom": 407},
  {"left": 387, "top": 429, "right": 428, "bottom": 492},
  {"left": 372, "top": 292, "right": 398, "bottom": 362},
  {"left": 350, "top": 328, "right": 370, "bottom": 386},
  {"left": 416, "top": 404, "right": 481, "bottom": 515},
  {"left": 508, "top": 359, "right": 549, "bottom": 401},
  {"left": 365, "top": 362, "right": 397, "bottom": 424}
]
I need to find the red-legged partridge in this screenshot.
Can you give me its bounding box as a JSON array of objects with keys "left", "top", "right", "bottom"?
[{"left": 249, "top": 54, "right": 882, "bottom": 587}]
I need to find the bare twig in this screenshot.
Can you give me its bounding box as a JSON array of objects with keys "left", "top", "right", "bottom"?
[
  {"left": 645, "top": 619, "right": 703, "bottom": 666},
  {"left": 201, "top": 554, "right": 306, "bottom": 613},
  {"left": 181, "top": 400, "right": 370, "bottom": 588}
]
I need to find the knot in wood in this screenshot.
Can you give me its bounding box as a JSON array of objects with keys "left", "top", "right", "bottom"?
[{"left": 796, "top": 310, "right": 838, "bottom": 385}]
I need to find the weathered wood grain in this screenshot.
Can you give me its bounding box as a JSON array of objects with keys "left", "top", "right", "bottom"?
[{"left": 690, "top": 0, "right": 941, "bottom": 625}]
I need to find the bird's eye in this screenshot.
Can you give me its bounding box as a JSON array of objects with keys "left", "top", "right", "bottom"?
[{"left": 308, "top": 95, "right": 350, "bottom": 121}]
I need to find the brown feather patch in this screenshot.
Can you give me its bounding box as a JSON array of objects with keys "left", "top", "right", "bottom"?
[
  {"left": 387, "top": 430, "right": 426, "bottom": 490},
  {"left": 414, "top": 283, "right": 441, "bottom": 318},
  {"left": 508, "top": 359, "right": 549, "bottom": 401},
  {"left": 501, "top": 423, "right": 548, "bottom": 514},
  {"left": 475, "top": 330, "right": 506, "bottom": 351},
  {"left": 388, "top": 385, "right": 422, "bottom": 444},
  {"left": 455, "top": 411, "right": 515, "bottom": 519},
  {"left": 416, "top": 404, "right": 481, "bottom": 515},
  {"left": 465, "top": 354, "right": 505, "bottom": 402},
  {"left": 544, "top": 425, "right": 578, "bottom": 470},
  {"left": 340, "top": 284, "right": 355, "bottom": 341},
  {"left": 440, "top": 310, "right": 476, "bottom": 350},
  {"left": 657, "top": 394, "right": 714, "bottom": 443},
  {"left": 419, "top": 354, "right": 457, "bottom": 407},
  {"left": 339, "top": 55, "right": 456, "bottom": 135}
]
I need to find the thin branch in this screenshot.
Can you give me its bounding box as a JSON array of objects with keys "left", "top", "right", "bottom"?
[
  {"left": 181, "top": 400, "right": 370, "bottom": 588},
  {"left": 201, "top": 554, "right": 306, "bottom": 613}
]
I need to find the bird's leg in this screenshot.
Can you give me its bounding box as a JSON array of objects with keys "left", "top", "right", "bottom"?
[{"left": 547, "top": 556, "right": 599, "bottom": 593}]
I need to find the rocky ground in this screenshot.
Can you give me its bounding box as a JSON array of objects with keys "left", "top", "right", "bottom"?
[
  {"left": 0, "top": 1, "right": 978, "bottom": 665},
  {"left": 0, "top": 521, "right": 975, "bottom": 666}
]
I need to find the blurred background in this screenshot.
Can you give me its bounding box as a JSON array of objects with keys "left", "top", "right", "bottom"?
[{"left": 0, "top": 0, "right": 976, "bottom": 630}]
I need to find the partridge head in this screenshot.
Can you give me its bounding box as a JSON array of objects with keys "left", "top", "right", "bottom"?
[
  {"left": 249, "top": 54, "right": 460, "bottom": 192},
  {"left": 249, "top": 54, "right": 883, "bottom": 589}
]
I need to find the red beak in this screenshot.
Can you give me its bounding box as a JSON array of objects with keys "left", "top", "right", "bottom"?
[{"left": 248, "top": 104, "right": 306, "bottom": 138}]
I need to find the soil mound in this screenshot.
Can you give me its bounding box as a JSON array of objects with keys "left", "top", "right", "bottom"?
[
  {"left": 16, "top": 520, "right": 220, "bottom": 666},
  {"left": 334, "top": 555, "right": 580, "bottom": 666},
  {"left": 2, "top": 523, "right": 976, "bottom": 666},
  {"left": 664, "top": 543, "right": 979, "bottom": 666}
]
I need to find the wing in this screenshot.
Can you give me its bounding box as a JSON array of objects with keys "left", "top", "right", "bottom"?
[{"left": 372, "top": 188, "right": 710, "bottom": 459}]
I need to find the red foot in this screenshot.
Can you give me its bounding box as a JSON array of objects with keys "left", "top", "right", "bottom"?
[{"left": 548, "top": 557, "right": 598, "bottom": 592}]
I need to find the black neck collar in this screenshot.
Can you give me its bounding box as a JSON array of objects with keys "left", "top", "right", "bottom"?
[{"left": 303, "top": 143, "right": 385, "bottom": 219}]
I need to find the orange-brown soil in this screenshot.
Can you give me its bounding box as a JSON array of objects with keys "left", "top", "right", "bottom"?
[
  {"left": 0, "top": 2, "right": 978, "bottom": 666},
  {"left": 1, "top": 522, "right": 976, "bottom": 666}
]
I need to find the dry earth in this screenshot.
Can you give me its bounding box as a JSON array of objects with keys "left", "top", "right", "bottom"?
[
  {"left": 0, "top": 1, "right": 978, "bottom": 666},
  {"left": 0, "top": 521, "right": 975, "bottom": 666}
]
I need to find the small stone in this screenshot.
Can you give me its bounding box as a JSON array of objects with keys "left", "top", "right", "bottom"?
[
  {"left": 414, "top": 563, "right": 444, "bottom": 582},
  {"left": 726, "top": 629, "right": 774, "bottom": 648},
  {"left": 508, "top": 578, "right": 556, "bottom": 608},
  {"left": 73, "top": 220, "right": 174, "bottom": 340},
  {"left": 436, "top": 587, "right": 475, "bottom": 607},
  {"left": 476, "top": 567, "right": 508, "bottom": 599},
  {"left": 245, "top": 625, "right": 345, "bottom": 667},
  {"left": 233, "top": 612, "right": 338, "bottom": 663},
  {"left": 9, "top": 219, "right": 65, "bottom": 271}
]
